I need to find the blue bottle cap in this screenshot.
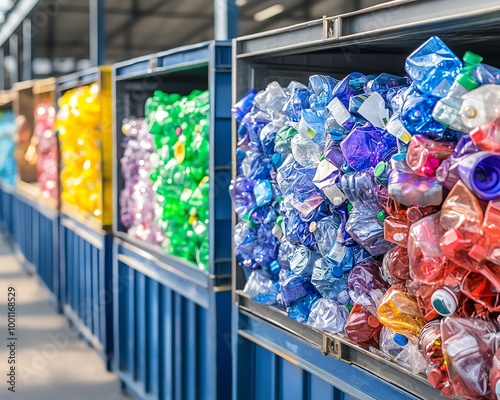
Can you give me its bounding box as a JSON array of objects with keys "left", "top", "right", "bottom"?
[
  {"left": 393, "top": 334, "right": 409, "bottom": 347},
  {"left": 236, "top": 148, "right": 246, "bottom": 160},
  {"left": 269, "top": 260, "right": 280, "bottom": 276},
  {"left": 271, "top": 152, "right": 282, "bottom": 166},
  {"left": 331, "top": 266, "right": 343, "bottom": 278}
]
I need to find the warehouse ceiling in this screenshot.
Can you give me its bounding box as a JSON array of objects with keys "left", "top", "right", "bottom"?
[{"left": 28, "top": 0, "right": 395, "bottom": 77}]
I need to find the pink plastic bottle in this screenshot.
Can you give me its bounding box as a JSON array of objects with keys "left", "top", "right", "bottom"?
[
  {"left": 406, "top": 135, "right": 455, "bottom": 177},
  {"left": 408, "top": 212, "right": 449, "bottom": 284},
  {"left": 470, "top": 116, "right": 500, "bottom": 152}
]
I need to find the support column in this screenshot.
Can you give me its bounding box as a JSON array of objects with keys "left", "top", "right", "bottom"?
[
  {"left": 9, "top": 33, "right": 18, "bottom": 87},
  {"left": 90, "top": 0, "right": 105, "bottom": 66},
  {"left": 22, "top": 18, "right": 32, "bottom": 81},
  {"left": 214, "top": 0, "right": 238, "bottom": 40},
  {"left": 0, "top": 47, "right": 4, "bottom": 90}
]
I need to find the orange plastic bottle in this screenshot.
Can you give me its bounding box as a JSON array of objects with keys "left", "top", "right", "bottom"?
[{"left": 377, "top": 285, "right": 426, "bottom": 339}]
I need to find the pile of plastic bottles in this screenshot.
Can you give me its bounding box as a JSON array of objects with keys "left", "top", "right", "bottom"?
[
  {"left": 0, "top": 110, "right": 16, "bottom": 184},
  {"left": 120, "top": 117, "right": 164, "bottom": 246},
  {"left": 231, "top": 35, "right": 500, "bottom": 399},
  {"left": 145, "top": 90, "right": 210, "bottom": 270},
  {"left": 33, "top": 103, "right": 58, "bottom": 202},
  {"left": 57, "top": 84, "right": 103, "bottom": 219}
]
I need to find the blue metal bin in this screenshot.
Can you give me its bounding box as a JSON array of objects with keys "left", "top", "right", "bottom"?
[
  {"left": 14, "top": 182, "right": 60, "bottom": 309},
  {"left": 57, "top": 67, "right": 114, "bottom": 369},
  {"left": 113, "top": 41, "right": 233, "bottom": 400}
]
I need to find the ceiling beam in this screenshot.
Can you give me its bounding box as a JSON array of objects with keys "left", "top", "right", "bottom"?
[{"left": 59, "top": 5, "right": 213, "bottom": 20}]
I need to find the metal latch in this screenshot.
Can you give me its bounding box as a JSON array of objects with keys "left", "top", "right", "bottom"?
[
  {"left": 322, "top": 16, "right": 339, "bottom": 40},
  {"left": 148, "top": 57, "right": 158, "bottom": 72},
  {"left": 322, "top": 335, "right": 350, "bottom": 363}
]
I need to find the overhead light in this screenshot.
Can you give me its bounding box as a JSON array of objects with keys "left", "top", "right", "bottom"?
[
  {"left": 254, "top": 4, "right": 284, "bottom": 22},
  {"left": 235, "top": 0, "right": 247, "bottom": 6}
]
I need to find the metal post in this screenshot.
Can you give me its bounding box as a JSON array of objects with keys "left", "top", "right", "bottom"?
[
  {"left": 214, "top": 0, "right": 238, "bottom": 40},
  {"left": 90, "top": 0, "right": 106, "bottom": 66},
  {"left": 22, "top": 18, "right": 32, "bottom": 81},
  {"left": 0, "top": 47, "right": 4, "bottom": 90},
  {"left": 9, "top": 33, "right": 18, "bottom": 87}
]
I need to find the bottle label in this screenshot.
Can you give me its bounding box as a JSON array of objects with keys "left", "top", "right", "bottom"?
[
  {"left": 313, "top": 159, "right": 347, "bottom": 204},
  {"left": 327, "top": 98, "right": 351, "bottom": 126},
  {"left": 329, "top": 230, "right": 347, "bottom": 263},
  {"left": 386, "top": 118, "right": 412, "bottom": 144},
  {"left": 357, "top": 92, "right": 390, "bottom": 128}
]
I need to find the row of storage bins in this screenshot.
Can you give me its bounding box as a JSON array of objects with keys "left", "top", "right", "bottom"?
[{"left": 1, "top": 1, "right": 500, "bottom": 398}]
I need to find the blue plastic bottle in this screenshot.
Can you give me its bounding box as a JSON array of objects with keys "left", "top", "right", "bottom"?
[{"left": 405, "top": 36, "right": 462, "bottom": 98}]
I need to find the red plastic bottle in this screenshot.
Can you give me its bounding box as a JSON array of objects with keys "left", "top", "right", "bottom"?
[
  {"left": 470, "top": 116, "right": 500, "bottom": 152},
  {"left": 406, "top": 135, "right": 455, "bottom": 177}
]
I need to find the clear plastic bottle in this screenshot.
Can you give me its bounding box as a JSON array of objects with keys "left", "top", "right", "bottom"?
[{"left": 460, "top": 84, "right": 500, "bottom": 129}]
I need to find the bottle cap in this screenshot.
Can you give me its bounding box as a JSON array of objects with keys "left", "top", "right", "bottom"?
[
  {"left": 469, "top": 125, "right": 486, "bottom": 145},
  {"left": 332, "top": 196, "right": 344, "bottom": 207},
  {"left": 393, "top": 333, "right": 409, "bottom": 347},
  {"left": 271, "top": 153, "right": 282, "bottom": 166},
  {"left": 374, "top": 161, "right": 388, "bottom": 177},
  {"left": 463, "top": 51, "right": 483, "bottom": 66},
  {"left": 377, "top": 210, "right": 387, "bottom": 222},
  {"left": 309, "top": 221, "right": 317, "bottom": 233},
  {"left": 331, "top": 266, "right": 343, "bottom": 278},
  {"left": 367, "top": 315, "right": 380, "bottom": 328},
  {"left": 269, "top": 260, "right": 280, "bottom": 276},
  {"left": 427, "top": 368, "right": 444, "bottom": 387},
  {"left": 236, "top": 148, "right": 246, "bottom": 160},
  {"left": 457, "top": 73, "right": 479, "bottom": 91},
  {"left": 431, "top": 286, "right": 458, "bottom": 316},
  {"left": 347, "top": 203, "right": 353, "bottom": 213}
]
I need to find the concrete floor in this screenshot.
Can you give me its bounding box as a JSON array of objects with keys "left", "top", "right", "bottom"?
[{"left": 0, "top": 236, "right": 130, "bottom": 400}]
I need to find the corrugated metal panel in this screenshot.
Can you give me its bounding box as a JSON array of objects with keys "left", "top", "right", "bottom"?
[
  {"left": 12, "top": 193, "right": 36, "bottom": 274},
  {"left": 60, "top": 214, "right": 113, "bottom": 369},
  {"left": 0, "top": 181, "right": 15, "bottom": 237},
  {"left": 113, "top": 240, "right": 232, "bottom": 400}
]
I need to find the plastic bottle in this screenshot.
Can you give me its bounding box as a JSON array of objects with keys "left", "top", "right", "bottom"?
[
  {"left": 377, "top": 285, "right": 426, "bottom": 339},
  {"left": 381, "top": 246, "right": 410, "bottom": 284},
  {"left": 345, "top": 208, "right": 395, "bottom": 256},
  {"left": 405, "top": 36, "right": 462, "bottom": 98},
  {"left": 289, "top": 246, "right": 321, "bottom": 276},
  {"left": 365, "top": 73, "right": 409, "bottom": 94},
  {"left": 408, "top": 212, "right": 450, "bottom": 284},
  {"left": 387, "top": 170, "right": 443, "bottom": 206},
  {"left": 379, "top": 326, "right": 409, "bottom": 358},
  {"left": 436, "top": 135, "right": 480, "bottom": 190},
  {"left": 468, "top": 200, "right": 500, "bottom": 265},
  {"left": 432, "top": 54, "right": 481, "bottom": 132},
  {"left": 306, "top": 298, "right": 349, "bottom": 334},
  {"left": 311, "top": 258, "right": 350, "bottom": 302},
  {"left": 383, "top": 215, "right": 409, "bottom": 247},
  {"left": 243, "top": 270, "right": 278, "bottom": 305},
  {"left": 418, "top": 320, "right": 455, "bottom": 398},
  {"left": 460, "top": 84, "right": 500, "bottom": 129},
  {"left": 441, "top": 317, "right": 497, "bottom": 400},
  {"left": 348, "top": 260, "right": 386, "bottom": 298},
  {"left": 341, "top": 123, "right": 397, "bottom": 171},
  {"left": 470, "top": 117, "right": 500, "bottom": 152},
  {"left": 406, "top": 135, "right": 455, "bottom": 177},
  {"left": 229, "top": 175, "right": 256, "bottom": 217},
  {"left": 307, "top": 75, "right": 338, "bottom": 113},
  {"left": 458, "top": 151, "right": 500, "bottom": 201},
  {"left": 341, "top": 169, "right": 380, "bottom": 212},
  {"left": 232, "top": 89, "right": 257, "bottom": 122},
  {"left": 345, "top": 300, "right": 382, "bottom": 348},
  {"left": 400, "top": 93, "right": 448, "bottom": 137},
  {"left": 490, "top": 349, "right": 500, "bottom": 399},
  {"left": 439, "top": 180, "right": 485, "bottom": 261}
]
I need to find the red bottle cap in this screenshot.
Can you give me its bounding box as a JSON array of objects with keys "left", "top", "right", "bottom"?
[
  {"left": 427, "top": 367, "right": 445, "bottom": 388},
  {"left": 469, "top": 125, "right": 486, "bottom": 145},
  {"left": 367, "top": 315, "right": 380, "bottom": 328}
]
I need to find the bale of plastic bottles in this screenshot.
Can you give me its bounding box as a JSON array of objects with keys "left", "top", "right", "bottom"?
[{"left": 231, "top": 35, "right": 500, "bottom": 400}]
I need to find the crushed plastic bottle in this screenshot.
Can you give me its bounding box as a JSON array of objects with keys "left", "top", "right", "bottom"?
[{"left": 307, "top": 298, "right": 349, "bottom": 334}]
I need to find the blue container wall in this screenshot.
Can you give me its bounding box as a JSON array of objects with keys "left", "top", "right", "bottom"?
[
  {"left": 234, "top": 309, "right": 422, "bottom": 400},
  {"left": 61, "top": 215, "right": 113, "bottom": 368},
  {"left": 33, "top": 210, "right": 60, "bottom": 307},
  {"left": 13, "top": 194, "right": 35, "bottom": 272},
  {"left": 0, "top": 183, "right": 14, "bottom": 236},
  {"left": 114, "top": 242, "right": 232, "bottom": 400}
]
